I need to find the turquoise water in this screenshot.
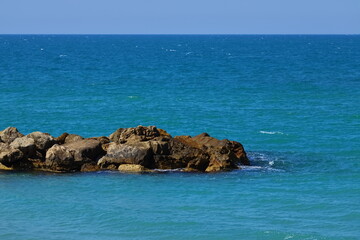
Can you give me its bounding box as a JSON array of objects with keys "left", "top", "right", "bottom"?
[{"left": 0, "top": 35, "right": 359, "bottom": 239}]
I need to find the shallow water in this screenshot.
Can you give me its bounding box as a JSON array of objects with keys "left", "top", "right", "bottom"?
[{"left": 0, "top": 35, "right": 359, "bottom": 239}]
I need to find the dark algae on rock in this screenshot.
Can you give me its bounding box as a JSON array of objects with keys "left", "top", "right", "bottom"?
[{"left": 0, "top": 126, "right": 249, "bottom": 173}]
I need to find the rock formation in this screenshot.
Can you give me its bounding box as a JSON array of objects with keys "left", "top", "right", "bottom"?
[{"left": 0, "top": 126, "right": 250, "bottom": 173}]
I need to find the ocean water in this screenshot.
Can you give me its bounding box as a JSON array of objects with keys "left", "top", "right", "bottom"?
[{"left": 0, "top": 35, "right": 359, "bottom": 239}]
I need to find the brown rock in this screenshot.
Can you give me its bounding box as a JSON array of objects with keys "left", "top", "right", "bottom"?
[
  {"left": 55, "top": 133, "right": 69, "bottom": 144},
  {"left": 153, "top": 138, "right": 210, "bottom": 170},
  {"left": 0, "top": 127, "right": 24, "bottom": 143},
  {"left": 86, "top": 136, "right": 110, "bottom": 145},
  {"left": 81, "top": 163, "right": 101, "bottom": 172},
  {"left": 109, "top": 125, "right": 171, "bottom": 143},
  {"left": 179, "top": 133, "right": 249, "bottom": 167}
]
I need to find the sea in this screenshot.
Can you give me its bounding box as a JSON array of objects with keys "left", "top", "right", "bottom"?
[{"left": 0, "top": 35, "right": 359, "bottom": 240}]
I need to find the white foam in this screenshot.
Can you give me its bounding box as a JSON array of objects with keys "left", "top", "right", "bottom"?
[
  {"left": 128, "top": 96, "right": 139, "bottom": 99},
  {"left": 259, "top": 131, "right": 285, "bottom": 135},
  {"left": 241, "top": 165, "right": 284, "bottom": 172}
]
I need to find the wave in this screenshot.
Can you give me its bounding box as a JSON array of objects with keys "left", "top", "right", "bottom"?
[
  {"left": 259, "top": 130, "right": 285, "bottom": 135},
  {"left": 244, "top": 151, "right": 288, "bottom": 172}
]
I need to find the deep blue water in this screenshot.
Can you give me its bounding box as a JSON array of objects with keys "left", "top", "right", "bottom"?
[{"left": 0, "top": 35, "right": 359, "bottom": 239}]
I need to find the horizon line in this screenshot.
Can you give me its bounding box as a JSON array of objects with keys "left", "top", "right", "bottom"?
[{"left": 0, "top": 33, "right": 359, "bottom": 36}]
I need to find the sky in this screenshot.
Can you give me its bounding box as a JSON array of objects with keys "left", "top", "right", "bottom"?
[{"left": 0, "top": 0, "right": 359, "bottom": 34}]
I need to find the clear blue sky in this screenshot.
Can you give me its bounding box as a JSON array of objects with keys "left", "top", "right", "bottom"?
[{"left": 0, "top": 0, "right": 359, "bottom": 34}]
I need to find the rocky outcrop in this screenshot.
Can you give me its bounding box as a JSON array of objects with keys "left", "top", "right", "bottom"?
[
  {"left": 175, "top": 133, "right": 249, "bottom": 172},
  {"left": 0, "top": 126, "right": 250, "bottom": 173}
]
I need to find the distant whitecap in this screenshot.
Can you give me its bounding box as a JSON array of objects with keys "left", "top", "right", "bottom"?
[{"left": 259, "top": 131, "right": 285, "bottom": 135}]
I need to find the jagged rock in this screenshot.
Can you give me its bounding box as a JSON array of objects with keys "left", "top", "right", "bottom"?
[
  {"left": 45, "top": 139, "right": 105, "bottom": 172},
  {"left": 205, "top": 152, "right": 238, "bottom": 172},
  {"left": 118, "top": 164, "right": 146, "bottom": 173},
  {"left": 151, "top": 138, "right": 210, "bottom": 170},
  {"left": 174, "top": 133, "right": 249, "bottom": 172},
  {"left": 27, "top": 132, "right": 57, "bottom": 152},
  {"left": 10, "top": 136, "right": 36, "bottom": 157},
  {"left": 98, "top": 142, "right": 153, "bottom": 169},
  {"left": 0, "top": 143, "right": 24, "bottom": 167},
  {"left": 0, "top": 127, "right": 24, "bottom": 143},
  {"left": 192, "top": 133, "right": 249, "bottom": 166},
  {"left": 109, "top": 125, "right": 171, "bottom": 144}
]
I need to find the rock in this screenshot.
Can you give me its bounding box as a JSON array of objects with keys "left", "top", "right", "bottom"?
[
  {"left": 0, "top": 142, "right": 24, "bottom": 167},
  {"left": 45, "top": 145, "right": 74, "bottom": 172},
  {"left": 86, "top": 136, "right": 110, "bottom": 145},
  {"left": 118, "top": 164, "right": 146, "bottom": 173},
  {"left": 0, "top": 162, "right": 13, "bottom": 170},
  {"left": 0, "top": 127, "right": 24, "bottom": 143},
  {"left": 0, "top": 126, "right": 250, "bottom": 173},
  {"left": 175, "top": 133, "right": 249, "bottom": 171},
  {"left": 27, "top": 132, "right": 57, "bottom": 152},
  {"left": 55, "top": 133, "right": 69, "bottom": 144},
  {"left": 192, "top": 133, "right": 249, "bottom": 166},
  {"left": 45, "top": 139, "right": 105, "bottom": 172},
  {"left": 55, "top": 133, "right": 85, "bottom": 144},
  {"left": 186, "top": 157, "right": 210, "bottom": 172},
  {"left": 81, "top": 163, "right": 100, "bottom": 172},
  {"left": 150, "top": 140, "right": 171, "bottom": 155},
  {"left": 65, "top": 134, "right": 84, "bottom": 144},
  {"left": 10, "top": 136, "right": 36, "bottom": 157},
  {"left": 228, "top": 140, "right": 250, "bottom": 165},
  {"left": 109, "top": 125, "right": 171, "bottom": 143},
  {"left": 153, "top": 138, "right": 210, "bottom": 170},
  {"left": 98, "top": 142, "right": 153, "bottom": 169},
  {"left": 205, "top": 152, "right": 239, "bottom": 172}
]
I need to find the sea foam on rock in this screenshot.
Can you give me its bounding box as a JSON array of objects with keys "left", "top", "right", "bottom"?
[{"left": 0, "top": 126, "right": 250, "bottom": 173}]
